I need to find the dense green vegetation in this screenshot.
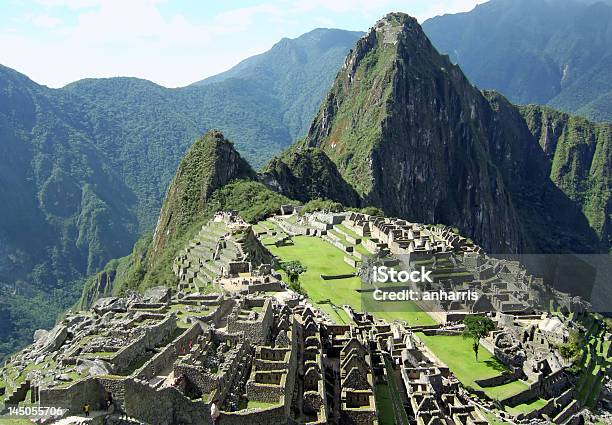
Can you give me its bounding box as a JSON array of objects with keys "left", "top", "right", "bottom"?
[
  {"left": 423, "top": 0, "right": 612, "bottom": 122},
  {"left": 520, "top": 105, "right": 611, "bottom": 245},
  {"left": 263, "top": 147, "right": 362, "bottom": 206},
  {"left": 80, "top": 179, "right": 292, "bottom": 303},
  {"left": 463, "top": 315, "right": 497, "bottom": 361},
  {"left": 304, "top": 28, "right": 396, "bottom": 196}
]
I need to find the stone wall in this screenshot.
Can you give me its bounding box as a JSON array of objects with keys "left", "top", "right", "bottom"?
[
  {"left": 246, "top": 379, "right": 285, "bottom": 404},
  {"left": 123, "top": 378, "right": 213, "bottom": 425},
  {"left": 111, "top": 315, "right": 177, "bottom": 372},
  {"left": 40, "top": 378, "right": 107, "bottom": 413},
  {"left": 273, "top": 219, "right": 308, "bottom": 236},
  {"left": 110, "top": 338, "right": 147, "bottom": 372},
  {"left": 248, "top": 281, "right": 283, "bottom": 293},
  {"left": 500, "top": 386, "right": 537, "bottom": 407},
  {"left": 135, "top": 324, "right": 202, "bottom": 381},
  {"left": 227, "top": 300, "right": 273, "bottom": 344},
  {"left": 341, "top": 408, "right": 377, "bottom": 425},
  {"left": 475, "top": 371, "right": 520, "bottom": 388},
  {"left": 98, "top": 376, "right": 127, "bottom": 408},
  {"left": 208, "top": 298, "right": 236, "bottom": 326},
  {"left": 552, "top": 399, "right": 579, "bottom": 424},
  {"left": 218, "top": 404, "right": 286, "bottom": 425}
]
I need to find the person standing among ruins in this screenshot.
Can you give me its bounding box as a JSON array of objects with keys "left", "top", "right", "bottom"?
[{"left": 83, "top": 402, "right": 90, "bottom": 417}]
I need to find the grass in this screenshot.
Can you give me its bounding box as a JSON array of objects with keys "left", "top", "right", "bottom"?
[
  {"left": 506, "top": 398, "right": 548, "bottom": 415},
  {"left": 334, "top": 223, "right": 361, "bottom": 239},
  {"left": 374, "top": 383, "right": 395, "bottom": 425},
  {"left": 381, "top": 359, "right": 410, "bottom": 424},
  {"left": 416, "top": 334, "right": 528, "bottom": 400},
  {"left": 267, "top": 235, "right": 435, "bottom": 325},
  {"left": 483, "top": 412, "right": 512, "bottom": 425},
  {"left": 246, "top": 399, "right": 279, "bottom": 409}
]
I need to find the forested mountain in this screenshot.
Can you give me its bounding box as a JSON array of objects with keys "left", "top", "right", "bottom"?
[
  {"left": 0, "top": 28, "right": 361, "bottom": 360},
  {"left": 267, "top": 13, "right": 603, "bottom": 255},
  {"left": 422, "top": 0, "right": 612, "bottom": 122}
]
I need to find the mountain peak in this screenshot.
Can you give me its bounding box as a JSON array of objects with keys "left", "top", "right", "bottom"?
[
  {"left": 148, "top": 130, "right": 255, "bottom": 265},
  {"left": 298, "top": 13, "right": 600, "bottom": 254}
]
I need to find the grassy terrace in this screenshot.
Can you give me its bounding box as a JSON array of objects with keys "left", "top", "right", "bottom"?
[
  {"left": 416, "top": 334, "right": 530, "bottom": 401},
  {"left": 333, "top": 223, "right": 362, "bottom": 240},
  {"left": 483, "top": 412, "right": 512, "bottom": 425},
  {"left": 506, "top": 397, "right": 548, "bottom": 415},
  {"left": 266, "top": 235, "right": 435, "bottom": 326}
]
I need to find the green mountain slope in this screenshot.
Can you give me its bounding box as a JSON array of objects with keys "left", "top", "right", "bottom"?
[
  {"left": 422, "top": 0, "right": 612, "bottom": 122},
  {"left": 148, "top": 130, "right": 256, "bottom": 271},
  {"left": 269, "top": 13, "right": 602, "bottom": 255},
  {"left": 0, "top": 66, "right": 139, "bottom": 360},
  {"left": 262, "top": 146, "right": 361, "bottom": 205},
  {"left": 519, "top": 105, "right": 611, "bottom": 245}
]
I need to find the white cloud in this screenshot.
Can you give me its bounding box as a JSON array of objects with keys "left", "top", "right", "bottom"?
[
  {"left": 36, "top": 0, "right": 102, "bottom": 9},
  {"left": 26, "top": 14, "right": 62, "bottom": 28}
]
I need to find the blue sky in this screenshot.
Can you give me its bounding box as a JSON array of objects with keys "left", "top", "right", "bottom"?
[{"left": 0, "top": 0, "right": 487, "bottom": 87}]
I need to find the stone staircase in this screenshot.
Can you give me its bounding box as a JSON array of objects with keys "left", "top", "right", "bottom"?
[{"left": 3, "top": 379, "right": 30, "bottom": 405}]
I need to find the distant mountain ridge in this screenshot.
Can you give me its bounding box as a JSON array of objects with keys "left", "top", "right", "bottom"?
[{"left": 423, "top": 0, "right": 612, "bottom": 122}]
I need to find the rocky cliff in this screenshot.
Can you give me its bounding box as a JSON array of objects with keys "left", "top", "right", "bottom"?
[{"left": 273, "top": 13, "right": 601, "bottom": 254}]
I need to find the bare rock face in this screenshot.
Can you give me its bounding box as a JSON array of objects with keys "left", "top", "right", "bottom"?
[
  {"left": 33, "top": 329, "right": 48, "bottom": 343},
  {"left": 92, "top": 297, "right": 128, "bottom": 315},
  {"left": 143, "top": 286, "right": 171, "bottom": 304},
  {"left": 34, "top": 324, "right": 67, "bottom": 354},
  {"left": 295, "top": 12, "right": 600, "bottom": 254}
]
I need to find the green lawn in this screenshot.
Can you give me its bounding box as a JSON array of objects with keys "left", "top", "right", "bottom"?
[
  {"left": 374, "top": 383, "right": 395, "bottom": 425},
  {"left": 416, "top": 334, "right": 528, "bottom": 400},
  {"left": 506, "top": 397, "right": 548, "bottom": 415},
  {"left": 267, "top": 236, "right": 435, "bottom": 325}
]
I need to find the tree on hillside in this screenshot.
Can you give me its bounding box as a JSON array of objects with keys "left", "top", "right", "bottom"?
[
  {"left": 557, "top": 330, "right": 583, "bottom": 363},
  {"left": 279, "top": 260, "right": 307, "bottom": 292},
  {"left": 463, "top": 315, "right": 496, "bottom": 361}
]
